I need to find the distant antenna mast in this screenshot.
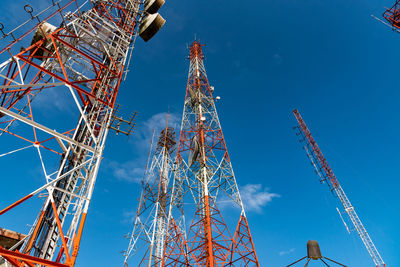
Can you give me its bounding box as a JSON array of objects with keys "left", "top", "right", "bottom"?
[
  {"left": 123, "top": 123, "right": 177, "bottom": 266},
  {"left": 383, "top": 0, "right": 400, "bottom": 32},
  {"left": 292, "top": 109, "right": 386, "bottom": 267}
]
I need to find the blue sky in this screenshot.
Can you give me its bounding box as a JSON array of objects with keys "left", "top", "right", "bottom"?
[{"left": 0, "top": 0, "right": 399, "bottom": 266}]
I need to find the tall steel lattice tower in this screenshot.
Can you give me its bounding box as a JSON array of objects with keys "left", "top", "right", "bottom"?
[
  {"left": 123, "top": 123, "right": 177, "bottom": 267},
  {"left": 0, "top": 0, "right": 166, "bottom": 266},
  {"left": 162, "top": 40, "right": 259, "bottom": 266},
  {"left": 293, "top": 109, "right": 386, "bottom": 267}
]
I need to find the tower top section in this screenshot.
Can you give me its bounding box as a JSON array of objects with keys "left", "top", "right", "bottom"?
[{"left": 189, "top": 40, "right": 204, "bottom": 60}]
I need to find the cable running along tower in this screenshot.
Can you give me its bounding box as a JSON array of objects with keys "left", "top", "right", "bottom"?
[
  {"left": 0, "top": 0, "right": 166, "bottom": 266},
  {"left": 162, "top": 41, "right": 259, "bottom": 266},
  {"left": 293, "top": 109, "right": 386, "bottom": 267},
  {"left": 123, "top": 124, "right": 177, "bottom": 266}
]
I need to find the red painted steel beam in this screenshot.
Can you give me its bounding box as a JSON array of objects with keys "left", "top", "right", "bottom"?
[{"left": 0, "top": 246, "right": 69, "bottom": 267}]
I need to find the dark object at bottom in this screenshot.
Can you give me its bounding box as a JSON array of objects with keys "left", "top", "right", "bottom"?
[
  {"left": 307, "top": 240, "right": 322, "bottom": 259},
  {"left": 286, "top": 240, "right": 347, "bottom": 267}
]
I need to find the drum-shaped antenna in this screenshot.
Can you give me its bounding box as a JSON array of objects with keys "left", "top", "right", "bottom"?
[
  {"left": 144, "top": 0, "right": 165, "bottom": 14},
  {"left": 30, "top": 22, "right": 57, "bottom": 60},
  {"left": 307, "top": 240, "right": 322, "bottom": 260},
  {"left": 188, "top": 85, "right": 199, "bottom": 107},
  {"left": 188, "top": 136, "right": 200, "bottom": 166},
  {"left": 139, "top": 13, "right": 166, "bottom": 42}
]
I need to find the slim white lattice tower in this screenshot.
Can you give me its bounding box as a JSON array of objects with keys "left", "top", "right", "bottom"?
[{"left": 124, "top": 124, "right": 177, "bottom": 267}]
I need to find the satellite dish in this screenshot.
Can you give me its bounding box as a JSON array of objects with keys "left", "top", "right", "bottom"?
[
  {"left": 188, "top": 136, "right": 200, "bottom": 167},
  {"left": 144, "top": 0, "right": 165, "bottom": 14},
  {"left": 139, "top": 13, "right": 166, "bottom": 42}
]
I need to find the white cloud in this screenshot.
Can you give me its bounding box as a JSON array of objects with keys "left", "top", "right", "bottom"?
[
  {"left": 143, "top": 112, "right": 180, "bottom": 139},
  {"left": 132, "top": 111, "right": 181, "bottom": 151},
  {"left": 122, "top": 209, "right": 136, "bottom": 224},
  {"left": 279, "top": 248, "right": 295, "bottom": 256},
  {"left": 32, "top": 86, "right": 75, "bottom": 114},
  {"left": 108, "top": 112, "right": 181, "bottom": 183},
  {"left": 272, "top": 53, "right": 283, "bottom": 65},
  {"left": 108, "top": 160, "right": 145, "bottom": 184},
  {"left": 240, "top": 184, "right": 280, "bottom": 213}
]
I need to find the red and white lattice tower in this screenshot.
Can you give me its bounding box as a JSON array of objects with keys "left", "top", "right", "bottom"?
[
  {"left": 293, "top": 109, "right": 386, "bottom": 267},
  {"left": 0, "top": 0, "right": 165, "bottom": 266},
  {"left": 123, "top": 123, "right": 177, "bottom": 267},
  {"left": 162, "top": 40, "right": 260, "bottom": 267}
]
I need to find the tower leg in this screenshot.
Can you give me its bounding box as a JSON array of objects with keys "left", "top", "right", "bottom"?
[{"left": 286, "top": 256, "right": 307, "bottom": 267}]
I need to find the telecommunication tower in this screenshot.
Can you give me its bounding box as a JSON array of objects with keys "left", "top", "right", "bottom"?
[
  {"left": 123, "top": 122, "right": 177, "bottom": 267},
  {"left": 0, "top": 0, "right": 166, "bottom": 266},
  {"left": 293, "top": 109, "right": 386, "bottom": 267},
  {"left": 162, "top": 40, "right": 260, "bottom": 266}
]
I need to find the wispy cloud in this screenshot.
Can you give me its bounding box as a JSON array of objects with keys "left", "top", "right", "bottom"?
[
  {"left": 108, "top": 160, "right": 145, "bottom": 184},
  {"left": 240, "top": 184, "right": 280, "bottom": 213},
  {"left": 32, "top": 86, "right": 75, "bottom": 114},
  {"left": 163, "top": 6, "right": 186, "bottom": 33},
  {"left": 272, "top": 53, "right": 283, "bottom": 65},
  {"left": 279, "top": 248, "right": 295, "bottom": 256},
  {"left": 122, "top": 209, "right": 136, "bottom": 224},
  {"left": 108, "top": 112, "right": 181, "bottom": 183},
  {"left": 132, "top": 111, "right": 181, "bottom": 152}
]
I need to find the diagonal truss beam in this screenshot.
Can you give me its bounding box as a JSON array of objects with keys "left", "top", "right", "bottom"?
[{"left": 0, "top": 106, "right": 95, "bottom": 152}]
